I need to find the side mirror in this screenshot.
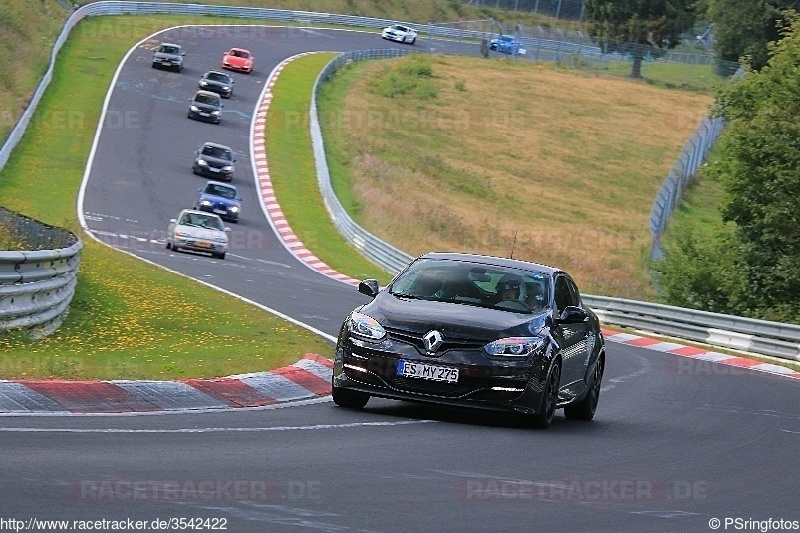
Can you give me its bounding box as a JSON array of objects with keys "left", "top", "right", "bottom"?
[
  {"left": 358, "top": 279, "right": 380, "bottom": 298},
  {"left": 169, "top": 218, "right": 177, "bottom": 224},
  {"left": 197, "top": 188, "right": 202, "bottom": 193},
  {"left": 224, "top": 227, "right": 232, "bottom": 232},
  {"left": 557, "top": 306, "right": 589, "bottom": 325},
  {"left": 236, "top": 197, "right": 243, "bottom": 202}
]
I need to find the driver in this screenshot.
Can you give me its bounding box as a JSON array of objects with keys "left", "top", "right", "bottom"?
[{"left": 496, "top": 275, "right": 524, "bottom": 303}]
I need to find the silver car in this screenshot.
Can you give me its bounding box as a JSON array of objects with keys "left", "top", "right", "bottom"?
[
  {"left": 166, "top": 209, "right": 230, "bottom": 259},
  {"left": 152, "top": 42, "right": 184, "bottom": 72}
]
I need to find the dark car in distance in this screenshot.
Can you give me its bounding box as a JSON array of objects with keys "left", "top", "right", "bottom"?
[
  {"left": 332, "top": 252, "right": 605, "bottom": 429},
  {"left": 192, "top": 142, "right": 235, "bottom": 181},
  {"left": 199, "top": 70, "right": 234, "bottom": 98},
  {"left": 187, "top": 90, "right": 223, "bottom": 124},
  {"left": 151, "top": 42, "right": 184, "bottom": 72}
]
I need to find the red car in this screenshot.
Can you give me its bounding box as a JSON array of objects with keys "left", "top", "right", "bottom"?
[{"left": 221, "top": 48, "right": 254, "bottom": 74}]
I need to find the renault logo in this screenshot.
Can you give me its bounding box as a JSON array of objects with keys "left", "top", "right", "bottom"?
[{"left": 423, "top": 330, "right": 444, "bottom": 354}]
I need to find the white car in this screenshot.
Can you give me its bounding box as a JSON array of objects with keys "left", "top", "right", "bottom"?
[
  {"left": 382, "top": 24, "right": 417, "bottom": 45},
  {"left": 166, "top": 209, "right": 230, "bottom": 259}
]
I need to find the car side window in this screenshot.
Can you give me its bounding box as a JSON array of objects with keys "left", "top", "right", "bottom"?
[
  {"left": 566, "top": 278, "right": 582, "bottom": 308},
  {"left": 554, "top": 276, "right": 577, "bottom": 316}
]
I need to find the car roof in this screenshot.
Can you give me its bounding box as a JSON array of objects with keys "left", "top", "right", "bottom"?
[
  {"left": 178, "top": 208, "right": 222, "bottom": 219},
  {"left": 194, "top": 90, "right": 220, "bottom": 98},
  {"left": 418, "top": 252, "right": 559, "bottom": 276},
  {"left": 159, "top": 42, "right": 181, "bottom": 47},
  {"left": 203, "top": 70, "right": 230, "bottom": 77},
  {"left": 204, "top": 180, "right": 237, "bottom": 190},
  {"left": 200, "top": 141, "right": 232, "bottom": 150},
  {"left": 228, "top": 47, "right": 250, "bottom": 52}
]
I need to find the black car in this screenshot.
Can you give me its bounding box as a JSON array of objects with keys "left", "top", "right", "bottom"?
[
  {"left": 187, "top": 90, "right": 222, "bottom": 124},
  {"left": 199, "top": 70, "right": 234, "bottom": 98},
  {"left": 332, "top": 252, "right": 605, "bottom": 428},
  {"left": 192, "top": 142, "right": 236, "bottom": 181},
  {"left": 151, "top": 42, "right": 184, "bottom": 72}
]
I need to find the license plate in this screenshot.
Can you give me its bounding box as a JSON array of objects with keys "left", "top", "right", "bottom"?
[
  {"left": 397, "top": 360, "right": 459, "bottom": 383},
  {"left": 162, "top": 61, "right": 171, "bottom": 66},
  {"left": 195, "top": 242, "right": 211, "bottom": 249},
  {"left": 213, "top": 209, "right": 226, "bottom": 215}
]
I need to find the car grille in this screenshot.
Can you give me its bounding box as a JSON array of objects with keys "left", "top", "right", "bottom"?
[
  {"left": 387, "top": 376, "right": 476, "bottom": 398},
  {"left": 385, "top": 327, "right": 487, "bottom": 355}
]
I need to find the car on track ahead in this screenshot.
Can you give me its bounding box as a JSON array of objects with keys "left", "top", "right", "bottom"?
[
  {"left": 195, "top": 181, "right": 242, "bottom": 223},
  {"left": 381, "top": 24, "right": 418, "bottom": 45},
  {"left": 221, "top": 48, "right": 254, "bottom": 74},
  {"left": 331, "top": 252, "right": 605, "bottom": 429},
  {"left": 166, "top": 209, "right": 230, "bottom": 259},
  {"left": 198, "top": 70, "right": 234, "bottom": 98},
  {"left": 187, "top": 90, "right": 223, "bottom": 124},
  {"left": 151, "top": 42, "right": 184, "bottom": 72},
  {"left": 192, "top": 142, "right": 235, "bottom": 181},
  {"left": 489, "top": 35, "right": 527, "bottom": 54}
]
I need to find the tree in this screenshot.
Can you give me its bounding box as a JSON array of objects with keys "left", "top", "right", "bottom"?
[
  {"left": 584, "top": 0, "right": 698, "bottom": 78},
  {"left": 706, "top": 0, "right": 800, "bottom": 71},
  {"left": 660, "top": 13, "right": 800, "bottom": 323}
]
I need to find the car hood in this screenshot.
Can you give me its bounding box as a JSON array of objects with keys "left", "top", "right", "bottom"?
[
  {"left": 199, "top": 193, "right": 238, "bottom": 207},
  {"left": 360, "top": 292, "right": 547, "bottom": 341},
  {"left": 202, "top": 79, "right": 230, "bottom": 87},
  {"left": 174, "top": 224, "right": 226, "bottom": 241},
  {"left": 226, "top": 56, "right": 249, "bottom": 64},
  {"left": 192, "top": 102, "right": 220, "bottom": 112}
]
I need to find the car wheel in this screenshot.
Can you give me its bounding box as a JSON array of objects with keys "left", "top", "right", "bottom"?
[
  {"left": 529, "top": 362, "right": 560, "bottom": 429},
  {"left": 165, "top": 241, "right": 171, "bottom": 250},
  {"left": 213, "top": 252, "right": 225, "bottom": 260},
  {"left": 410, "top": 37, "right": 416, "bottom": 45},
  {"left": 332, "top": 385, "right": 369, "bottom": 409},
  {"left": 564, "top": 356, "right": 603, "bottom": 421},
  {"left": 172, "top": 245, "right": 180, "bottom": 253}
]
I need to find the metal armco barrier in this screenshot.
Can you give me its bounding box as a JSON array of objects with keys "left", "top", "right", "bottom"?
[{"left": 0, "top": 208, "right": 82, "bottom": 337}]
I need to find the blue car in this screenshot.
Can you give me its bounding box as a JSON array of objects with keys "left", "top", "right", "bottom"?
[
  {"left": 195, "top": 181, "right": 242, "bottom": 223},
  {"left": 489, "top": 35, "right": 526, "bottom": 55}
]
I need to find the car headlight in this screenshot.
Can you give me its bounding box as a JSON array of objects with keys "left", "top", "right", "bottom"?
[
  {"left": 484, "top": 337, "right": 545, "bottom": 357},
  {"left": 222, "top": 86, "right": 230, "bottom": 91},
  {"left": 347, "top": 312, "right": 386, "bottom": 340},
  {"left": 222, "top": 165, "right": 233, "bottom": 171},
  {"left": 197, "top": 159, "right": 208, "bottom": 166},
  {"left": 211, "top": 110, "right": 220, "bottom": 115},
  {"left": 229, "top": 206, "right": 239, "bottom": 213},
  {"left": 175, "top": 231, "right": 193, "bottom": 238},
  {"left": 200, "top": 81, "right": 208, "bottom": 86},
  {"left": 200, "top": 200, "right": 212, "bottom": 207},
  {"left": 213, "top": 236, "right": 227, "bottom": 243},
  {"left": 190, "top": 105, "right": 199, "bottom": 112}
]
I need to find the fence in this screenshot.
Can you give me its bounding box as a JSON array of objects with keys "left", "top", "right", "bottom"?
[
  {"left": 0, "top": 207, "right": 82, "bottom": 337},
  {"left": 649, "top": 115, "right": 726, "bottom": 260}
]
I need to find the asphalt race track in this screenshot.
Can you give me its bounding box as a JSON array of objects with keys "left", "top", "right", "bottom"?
[{"left": 2, "top": 26, "right": 799, "bottom": 532}]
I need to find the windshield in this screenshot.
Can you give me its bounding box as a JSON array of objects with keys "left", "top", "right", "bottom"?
[
  {"left": 204, "top": 184, "right": 236, "bottom": 199},
  {"left": 179, "top": 213, "right": 224, "bottom": 231},
  {"left": 390, "top": 258, "right": 549, "bottom": 313},
  {"left": 159, "top": 45, "right": 181, "bottom": 54},
  {"left": 194, "top": 94, "right": 219, "bottom": 106},
  {"left": 206, "top": 72, "right": 230, "bottom": 83},
  {"left": 201, "top": 145, "right": 232, "bottom": 160}
]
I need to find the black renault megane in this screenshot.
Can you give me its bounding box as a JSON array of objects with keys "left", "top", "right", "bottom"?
[{"left": 332, "top": 252, "right": 605, "bottom": 428}]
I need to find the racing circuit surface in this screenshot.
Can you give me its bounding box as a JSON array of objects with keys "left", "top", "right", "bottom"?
[{"left": 2, "top": 26, "right": 798, "bottom": 532}]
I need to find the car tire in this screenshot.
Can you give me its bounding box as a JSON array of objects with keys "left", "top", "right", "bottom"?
[
  {"left": 165, "top": 241, "right": 171, "bottom": 250},
  {"left": 213, "top": 252, "right": 225, "bottom": 260},
  {"left": 172, "top": 245, "right": 180, "bottom": 253},
  {"left": 564, "top": 356, "right": 603, "bottom": 421},
  {"left": 332, "top": 385, "right": 369, "bottom": 409},
  {"left": 529, "top": 362, "right": 560, "bottom": 429},
  {"left": 410, "top": 37, "right": 416, "bottom": 45}
]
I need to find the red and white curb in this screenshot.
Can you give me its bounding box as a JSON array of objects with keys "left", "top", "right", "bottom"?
[
  {"left": 0, "top": 354, "right": 333, "bottom": 414},
  {"left": 251, "top": 52, "right": 359, "bottom": 287},
  {"left": 602, "top": 329, "right": 800, "bottom": 380}
]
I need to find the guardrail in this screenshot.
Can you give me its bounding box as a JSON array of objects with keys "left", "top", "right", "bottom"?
[
  {"left": 310, "top": 52, "right": 800, "bottom": 363},
  {"left": 0, "top": 207, "right": 83, "bottom": 337}
]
